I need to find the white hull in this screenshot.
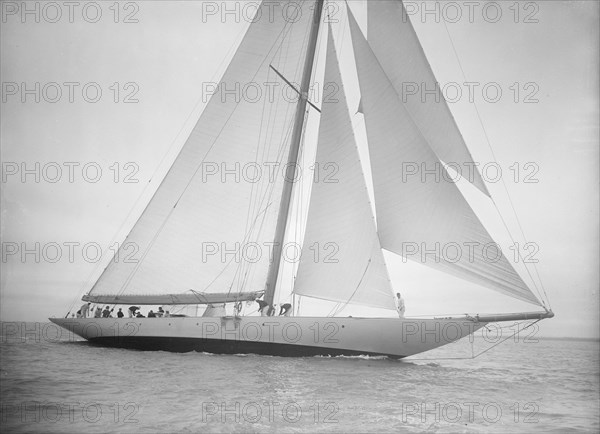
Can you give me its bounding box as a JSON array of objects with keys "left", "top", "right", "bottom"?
[{"left": 49, "top": 316, "right": 486, "bottom": 358}]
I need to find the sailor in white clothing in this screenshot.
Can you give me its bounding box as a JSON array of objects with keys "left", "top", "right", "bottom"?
[{"left": 396, "top": 292, "right": 405, "bottom": 318}]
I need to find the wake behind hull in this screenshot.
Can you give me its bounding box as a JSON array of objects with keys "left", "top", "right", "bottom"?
[{"left": 49, "top": 316, "right": 485, "bottom": 358}]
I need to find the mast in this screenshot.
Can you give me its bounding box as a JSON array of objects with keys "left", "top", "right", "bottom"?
[{"left": 264, "top": 0, "right": 325, "bottom": 307}]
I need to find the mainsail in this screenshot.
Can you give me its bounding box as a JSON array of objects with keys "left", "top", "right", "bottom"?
[
  {"left": 293, "top": 27, "right": 397, "bottom": 311},
  {"left": 88, "top": 1, "right": 314, "bottom": 301},
  {"left": 348, "top": 9, "right": 540, "bottom": 305}
]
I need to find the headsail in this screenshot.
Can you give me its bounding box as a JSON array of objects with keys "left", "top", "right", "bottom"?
[
  {"left": 367, "top": 0, "right": 489, "bottom": 197},
  {"left": 89, "top": 1, "right": 314, "bottom": 299},
  {"left": 293, "top": 27, "right": 397, "bottom": 311},
  {"left": 348, "top": 10, "right": 541, "bottom": 305}
]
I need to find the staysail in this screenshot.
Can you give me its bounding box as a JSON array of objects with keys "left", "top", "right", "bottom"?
[
  {"left": 367, "top": 0, "right": 489, "bottom": 197},
  {"left": 348, "top": 10, "right": 541, "bottom": 305},
  {"left": 88, "top": 1, "right": 314, "bottom": 300},
  {"left": 293, "top": 27, "right": 397, "bottom": 311}
]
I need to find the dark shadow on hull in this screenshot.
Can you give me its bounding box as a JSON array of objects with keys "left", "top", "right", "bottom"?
[{"left": 88, "top": 336, "right": 405, "bottom": 359}]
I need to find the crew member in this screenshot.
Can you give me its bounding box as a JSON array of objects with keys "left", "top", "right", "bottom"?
[
  {"left": 256, "top": 299, "right": 268, "bottom": 316},
  {"left": 396, "top": 293, "right": 405, "bottom": 318},
  {"left": 128, "top": 306, "right": 140, "bottom": 318},
  {"left": 279, "top": 303, "right": 292, "bottom": 316},
  {"left": 80, "top": 302, "right": 91, "bottom": 318}
]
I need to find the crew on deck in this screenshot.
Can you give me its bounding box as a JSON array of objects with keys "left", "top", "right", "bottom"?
[
  {"left": 102, "top": 306, "right": 113, "bottom": 318},
  {"left": 279, "top": 303, "right": 292, "bottom": 316},
  {"left": 396, "top": 292, "right": 405, "bottom": 318},
  {"left": 80, "top": 302, "right": 91, "bottom": 318},
  {"left": 128, "top": 306, "right": 140, "bottom": 318},
  {"left": 256, "top": 299, "right": 269, "bottom": 316},
  {"left": 234, "top": 302, "right": 242, "bottom": 316}
]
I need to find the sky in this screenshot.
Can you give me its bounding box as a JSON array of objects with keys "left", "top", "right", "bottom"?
[{"left": 1, "top": 1, "right": 598, "bottom": 338}]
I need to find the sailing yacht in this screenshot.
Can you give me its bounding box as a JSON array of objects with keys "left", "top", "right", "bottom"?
[{"left": 50, "top": 0, "right": 553, "bottom": 358}]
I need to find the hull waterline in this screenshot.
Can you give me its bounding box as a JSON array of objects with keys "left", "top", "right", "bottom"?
[{"left": 49, "top": 316, "right": 487, "bottom": 359}]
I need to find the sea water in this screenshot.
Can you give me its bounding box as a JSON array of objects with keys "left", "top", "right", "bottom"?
[{"left": 1, "top": 322, "right": 598, "bottom": 433}]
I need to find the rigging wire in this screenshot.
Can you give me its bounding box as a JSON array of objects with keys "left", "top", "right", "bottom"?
[
  {"left": 404, "top": 319, "right": 541, "bottom": 361},
  {"left": 233, "top": 34, "right": 309, "bottom": 296},
  {"left": 441, "top": 21, "right": 550, "bottom": 309},
  {"left": 228, "top": 120, "right": 295, "bottom": 297},
  {"left": 237, "top": 12, "right": 313, "bottom": 298},
  {"left": 210, "top": 14, "right": 312, "bottom": 297},
  {"left": 273, "top": 13, "right": 327, "bottom": 307},
  {"left": 239, "top": 24, "right": 293, "bottom": 291},
  {"left": 236, "top": 52, "right": 279, "bottom": 296}
]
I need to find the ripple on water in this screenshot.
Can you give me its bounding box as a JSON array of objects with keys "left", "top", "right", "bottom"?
[{"left": 0, "top": 329, "right": 598, "bottom": 433}]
